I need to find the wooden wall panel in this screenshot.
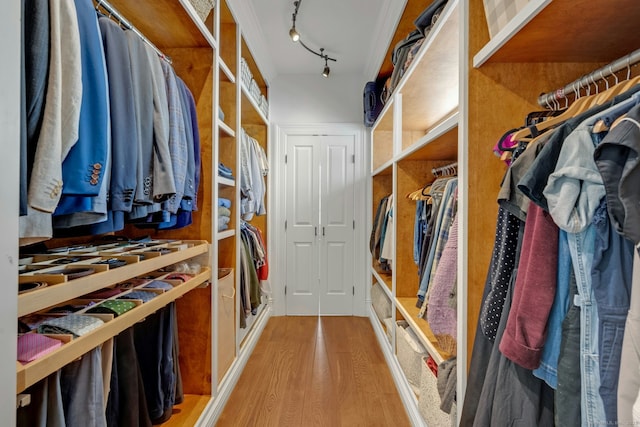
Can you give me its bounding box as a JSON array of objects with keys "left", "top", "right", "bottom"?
[
  {"left": 219, "top": 81, "right": 237, "bottom": 129},
  {"left": 220, "top": 23, "right": 237, "bottom": 73},
  {"left": 176, "top": 286, "right": 212, "bottom": 395},
  {"left": 218, "top": 238, "right": 235, "bottom": 269},
  {"left": 373, "top": 130, "right": 394, "bottom": 171},
  {"left": 219, "top": 135, "right": 237, "bottom": 176}
]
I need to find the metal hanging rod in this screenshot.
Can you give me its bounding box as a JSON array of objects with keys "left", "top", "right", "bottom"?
[
  {"left": 432, "top": 162, "right": 457, "bottom": 177},
  {"left": 538, "top": 48, "right": 640, "bottom": 108},
  {"left": 95, "top": 0, "right": 172, "bottom": 64}
]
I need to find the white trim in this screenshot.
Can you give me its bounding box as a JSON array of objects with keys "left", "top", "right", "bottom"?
[
  {"left": 363, "top": 0, "right": 409, "bottom": 81},
  {"left": 2, "top": 2, "right": 20, "bottom": 423},
  {"left": 218, "top": 120, "right": 235, "bottom": 137},
  {"left": 219, "top": 57, "right": 236, "bottom": 84},
  {"left": 457, "top": 2, "right": 469, "bottom": 424},
  {"left": 372, "top": 267, "right": 393, "bottom": 300},
  {"left": 369, "top": 307, "right": 426, "bottom": 427},
  {"left": 197, "top": 305, "right": 272, "bottom": 426}
]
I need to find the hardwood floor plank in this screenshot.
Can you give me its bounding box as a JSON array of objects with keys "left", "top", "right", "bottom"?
[{"left": 217, "top": 316, "right": 410, "bottom": 426}]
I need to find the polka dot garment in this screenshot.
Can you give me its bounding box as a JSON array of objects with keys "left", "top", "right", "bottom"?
[{"left": 479, "top": 206, "right": 524, "bottom": 341}]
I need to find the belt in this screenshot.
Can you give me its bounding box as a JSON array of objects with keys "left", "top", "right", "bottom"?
[
  {"left": 44, "top": 267, "right": 96, "bottom": 280},
  {"left": 19, "top": 281, "right": 48, "bottom": 294}
]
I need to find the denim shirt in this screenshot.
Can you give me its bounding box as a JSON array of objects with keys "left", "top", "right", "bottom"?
[{"left": 544, "top": 97, "right": 638, "bottom": 233}]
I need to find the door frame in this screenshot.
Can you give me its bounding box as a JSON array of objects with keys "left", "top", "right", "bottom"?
[{"left": 271, "top": 123, "right": 368, "bottom": 317}]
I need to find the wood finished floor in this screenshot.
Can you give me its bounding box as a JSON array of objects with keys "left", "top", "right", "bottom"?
[{"left": 217, "top": 316, "right": 411, "bottom": 427}]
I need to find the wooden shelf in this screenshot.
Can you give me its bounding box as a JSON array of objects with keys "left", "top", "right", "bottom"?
[
  {"left": 107, "top": 0, "right": 216, "bottom": 49},
  {"left": 473, "top": 0, "right": 640, "bottom": 66},
  {"left": 372, "top": 266, "right": 393, "bottom": 295},
  {"left": 218, "top": 120, "right": 235, "bottom": 137},
  {"left": 398, "top": 114, "right": 458, "bottom": 162},
  {"left": 398, "top": 0, "right": 459, "bottom": 135},
  {"left": 219, "top": 57, "right": 236, "bottom": 83},
  {"left": 16, "top": 268, "right": 212, "bottom": 393},
  {"left": 396, "top": 297, "right": 451, "bottom": 365},
  {"left": 241, "top": 84, "right": 268, "bottom": 125},
  {"left": 218, "top": 177, "right": 235, "bottom": 187},
  {"left": 18, "top": 241, "right": 210, "bottom": 317},
  {"left": 217, "top": 229, "right": 235, "bottom": 241}
]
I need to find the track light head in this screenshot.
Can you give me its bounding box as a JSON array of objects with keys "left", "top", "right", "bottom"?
[
  {"left": 289, "top": 27, "right": 300, "bottom": 42},
  {"left": 320, "top": 49, "right": 330, "bottom": 78}
]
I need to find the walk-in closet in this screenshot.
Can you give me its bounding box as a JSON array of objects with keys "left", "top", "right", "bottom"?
[{"left": 4, "top": 0, "right": 640, "bottom": 425}]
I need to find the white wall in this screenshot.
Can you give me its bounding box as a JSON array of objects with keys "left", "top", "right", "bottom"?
[
  {"left": 270, "top": 72, "right": 365, "bottom": 124},
  {"left": 1, "top": 1, "right": 20, "bottom": 422}
]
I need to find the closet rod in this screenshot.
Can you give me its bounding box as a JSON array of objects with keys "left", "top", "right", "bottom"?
[
  {"left": 432, "top": 161, "right": 457, "bottom": 177},
  {"left": 95, "top": 0, "right": 172, "bottom": 64},
  {"left": 538, "top": 48, "right": 640, "bottom": 108}
]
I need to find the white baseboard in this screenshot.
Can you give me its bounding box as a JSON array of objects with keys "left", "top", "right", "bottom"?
[
  {"left": 197, "top": 304, "right": 272, "bottom": 426},
  {"left": 369, "top": 306, "right": 426, "bottom": 427}
]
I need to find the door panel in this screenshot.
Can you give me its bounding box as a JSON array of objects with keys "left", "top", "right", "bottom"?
[
  {"left": 285, "top": 134, "right": 355, "bottom": 316},
  {"left": 285, "top": 137, "right": 319, "bottom": 315},
  {"left": 320, "top": 136, "right": 355, "bottom": 315}
]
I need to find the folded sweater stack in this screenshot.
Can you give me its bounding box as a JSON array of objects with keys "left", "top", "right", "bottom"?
[{"left": 218, "top": 197, "right": 231, "bottom": 231}]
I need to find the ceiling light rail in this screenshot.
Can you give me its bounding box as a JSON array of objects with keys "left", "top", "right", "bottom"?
[{"left": 288, "top": 0, "right": 337, "bottom": 77}]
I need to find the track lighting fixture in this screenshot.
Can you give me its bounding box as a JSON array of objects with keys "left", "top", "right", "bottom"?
[
  {"left": 321, "top": 51, "right": 330, "bottom": 78},
  {"left": 288, "top": 0, "right": 336, "bottom": 77}
]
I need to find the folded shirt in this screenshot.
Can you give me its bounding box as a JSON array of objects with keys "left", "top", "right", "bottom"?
[
  {"left": 218, "top": 206, "right": 231, "bottom": 217},
  {"left": 218, "top": 163, "right": 233, "bottom": 174},
  {"left": 218, "top": 198, "right": 232, "bottom": 208},
  {"left": 218, "top": 216, "right": 230, "bottom": 227}
]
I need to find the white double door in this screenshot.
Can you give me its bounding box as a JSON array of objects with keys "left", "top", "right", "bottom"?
[{"left": 285, "top": 134, "right": 355, "bottom": 315}]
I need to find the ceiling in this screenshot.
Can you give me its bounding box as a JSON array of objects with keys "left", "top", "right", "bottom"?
[{"left": 233, "top": 0, "right": 406, "bottom": 82}]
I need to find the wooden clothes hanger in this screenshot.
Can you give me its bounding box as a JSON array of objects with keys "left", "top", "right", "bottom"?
[{"left": 511, "top": 77, "right": 602, "bottom": 142}]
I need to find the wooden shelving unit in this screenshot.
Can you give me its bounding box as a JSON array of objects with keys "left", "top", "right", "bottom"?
[
  {"left": 18, "top": 241, "right": 209, "bottom": 317},
  {"left": 11, "top": 0, "right": 272, "bottom": 424},
  {"left": 17, "top": 269, "right": 211, "bottom": 393},
  {"left": 368, "top": 1, "right": 460, "bottom": 425}
]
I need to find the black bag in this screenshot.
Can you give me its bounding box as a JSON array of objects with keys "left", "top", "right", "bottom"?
[{"left": 363, "top": 78, "right": 386, "bottom": 127}]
